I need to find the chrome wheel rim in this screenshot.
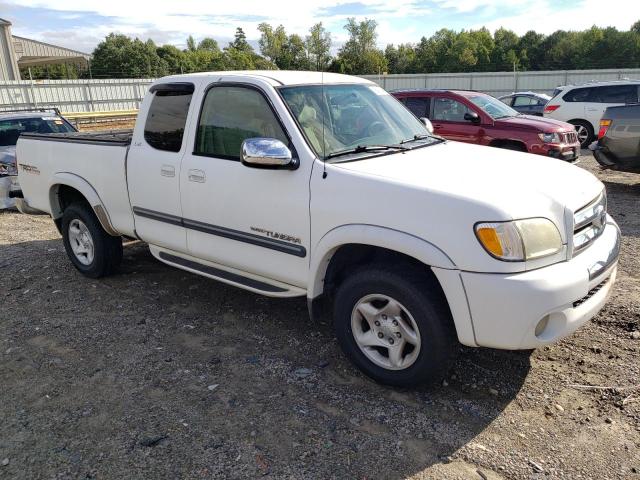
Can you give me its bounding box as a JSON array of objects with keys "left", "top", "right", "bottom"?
[
  {"left": 350, "top": 294, "right": 421, "bottom": 371},
  {"left": 574, "top": 125, "right": 589, "bottom": 145},
  {"left": 68, "top": 219, "right": 94, "bottom": 266}
]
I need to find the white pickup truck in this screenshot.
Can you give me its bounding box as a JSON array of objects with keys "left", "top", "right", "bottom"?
[{"left": 15, "top": 71, "right": 620, "bottom": 387}]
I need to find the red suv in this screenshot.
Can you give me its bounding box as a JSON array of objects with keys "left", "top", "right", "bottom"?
[{"left": 392, "top": 89, "right": 580, "bottom": 161}]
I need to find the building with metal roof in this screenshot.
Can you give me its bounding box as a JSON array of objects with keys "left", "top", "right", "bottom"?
[{"left": 0, "top": 18, "right": 90, "bottom": 80}]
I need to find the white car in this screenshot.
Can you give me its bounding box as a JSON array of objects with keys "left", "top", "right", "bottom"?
[
  {"left": 14, "top": 71, "right": 620, "bottom": 387},
  {"left": 543, "top": 80, "right": 640, "bottom": 148}
]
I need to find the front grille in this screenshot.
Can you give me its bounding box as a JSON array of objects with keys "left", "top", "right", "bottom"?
[
  {"left": 572, "top": 192, "right": 607, "bottom": 255},
  {"left": 561, "top": 131, "right": 578, "bottom": 144},
  {"left": 573, "top": 277, "right": 609, "bottom": 308}
]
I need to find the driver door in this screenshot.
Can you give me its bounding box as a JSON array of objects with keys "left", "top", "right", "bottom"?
[
  {"left": 179, "top": 81, "right": 311, "bottom": 288},
  {"left": 431, "top": 96, "right": 483, "bottom": 143}
]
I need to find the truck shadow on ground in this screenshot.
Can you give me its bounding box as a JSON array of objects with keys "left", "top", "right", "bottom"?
[{"left": 1, "top": 238, "right": 531, "bottom": 479}]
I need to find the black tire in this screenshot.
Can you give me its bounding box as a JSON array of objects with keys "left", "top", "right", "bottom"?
[
  {"left": 332, "top": 265, "right": 456, "bottom": 387},
  {"left": 61, "top": 202, "right": 122, "bottom": 278},
  {"left": 569, "top": 120, "right": 593, "bottom": 148}
]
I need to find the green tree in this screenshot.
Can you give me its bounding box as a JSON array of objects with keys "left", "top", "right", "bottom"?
[
  {"left": 257, "top": 23, "right": 288, "bottom": 65},
  {"left": 333, "top": 18, "right": 387, "bottom": 74},
  {"left": 157, "top": 44, "right": 187, "bottom": 74},
  {"left": 197, "top": 37, "right": 220, "bottom": 52},
  {"left": 186, "top": 35, "right": 197, "bottom": 52},
  {"left": 491, "top": 28, "right": 521, "bottom": 70},
  {"left": 385, "top": 43, "right": 416, "bottom": 73},
  {"left": 91, "top": 33, "right": 168, "bottom": 78},
  {"left": 306, "top": 22, "right": 332, "bottom": 71}
]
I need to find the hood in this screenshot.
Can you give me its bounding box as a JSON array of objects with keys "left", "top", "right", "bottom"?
[
  {"left": 0, "top": 145, "right": 16, "bottom": 165},
  {"left": 495, "top": 114, "right": 573, "bottom": 132},
  {"left": 332, "top": 140, "right": 602, "bottom": 218}
]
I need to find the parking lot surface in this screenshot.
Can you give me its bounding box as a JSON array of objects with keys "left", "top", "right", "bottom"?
[{"left": 1, "top": 153, "right": 639, "bottom": 479}]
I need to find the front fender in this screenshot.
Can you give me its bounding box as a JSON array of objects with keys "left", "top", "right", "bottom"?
[
  {"left": 308, "top": 224, "right": 477, "bottom": 347},
  {"left": 49, "top": 172, "right": 119, "bottom": 236},
  {"left": 308, "top": 224, "right": 455, "bottom": 299}
]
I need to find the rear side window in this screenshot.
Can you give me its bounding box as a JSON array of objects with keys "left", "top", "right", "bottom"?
[
  {"left": 513, "top": 96, "right": 536, "bottom": 107},
  {"left": 194, "top": 86, "right": 288, "bottom": 160},
  {"left": 144, "top": 86, "right": 193, "bottom": 152},
  {"left": 404, "top": 97, "right": 431, "bottom": 118},
  {"left": 592, "top": 85, "right": 639, "bottom": 104},
  {"left": 563, "top": 87, "right": 593, "bottom": 103}
]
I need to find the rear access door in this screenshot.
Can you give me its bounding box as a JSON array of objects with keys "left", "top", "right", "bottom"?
[{"left": 127, "top": 82, "right": 196, "bottom": 252}]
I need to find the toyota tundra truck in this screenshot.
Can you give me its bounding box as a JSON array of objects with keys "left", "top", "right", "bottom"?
[{"left": 14, "top": 71, "right": 620, "bottom": 387}]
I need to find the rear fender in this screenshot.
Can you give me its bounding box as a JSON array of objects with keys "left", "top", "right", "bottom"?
[{"left": 49, "top": 172, "right": 120, "bottom": 236}]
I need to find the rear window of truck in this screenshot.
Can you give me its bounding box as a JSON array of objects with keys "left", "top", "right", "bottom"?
[{"left": 144, "top": 84, "right": 194, "bottom": 152}]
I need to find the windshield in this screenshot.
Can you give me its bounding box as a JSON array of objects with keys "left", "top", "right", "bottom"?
[
  {"left": 468, "top": 95, "right": 519, "bottom": 119},
  {"left": 0, "top": 117, "right": 75, "bottom": 146},
  {"left": 279, "top": 84, "right": 429, "bottom": 159}
]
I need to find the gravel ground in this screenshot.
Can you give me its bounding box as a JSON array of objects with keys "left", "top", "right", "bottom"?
[{"left": 0, "top": 153, "right": 638, "bottom": 480}]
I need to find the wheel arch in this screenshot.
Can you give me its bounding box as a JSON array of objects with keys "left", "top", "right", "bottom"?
[
  {"left": 567, "top": 118, "right": 595, "bottom": 132},
  {"left": 488, "top": 138, "right": 528, "bottom": 151},
  {"left": 49, "top": 173, "right": 120, "bottom": 236},
  {"left": 308, "top": 225, "right": 477, "bottom": 347},
  {"left": 308, "top": 225, "right": 455, "bottom": 300}
]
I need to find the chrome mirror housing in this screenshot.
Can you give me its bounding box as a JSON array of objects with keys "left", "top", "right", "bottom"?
[
  {"left": 241, "top": 138, "right": 296, "bottom": 169},
  {"left": 420, "top": 117, "right": 434, "bottom": 134}
]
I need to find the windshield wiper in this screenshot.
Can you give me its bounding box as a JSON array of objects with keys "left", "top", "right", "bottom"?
[{"left": 325, "top": 144, "right": 408, "bottom": 160}]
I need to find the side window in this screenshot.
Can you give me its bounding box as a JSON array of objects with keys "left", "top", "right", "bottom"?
[
  {"left": 592, "top": 85, "right": 638, "bottom": 104},
  {"left": 195, "top": 86, "right": 288, "bottom": 159},
  {"left": 513, "top": 96, "right": 535, "bottom": 107},
  {"left": 499, "top": 96, "right": 513, "bottom": 106},
  {"left": 432, "top": 97, "right": 471, "bottom": 122},
  {"left": 404, "top": 97, "right": 431, "bottom": 118},
  {"left": 563, "top": 87, "right": 592, "bottom": 103},
  {"left": 144, "top": 87, "right": 193, "bottom": 152}
]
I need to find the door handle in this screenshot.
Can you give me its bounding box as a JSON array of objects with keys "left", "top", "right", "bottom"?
[
  {"left": 188, "top": 169, "right": 206, "bottom": 183},
  {"left": 160, "top": 165, "right": 175, "bottom": 177}
]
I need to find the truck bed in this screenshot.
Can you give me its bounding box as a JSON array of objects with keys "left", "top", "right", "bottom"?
[
  {"left": 20, "top": 130, "right": 133, "bottom": 146},
  {"left": 17, "top": 129, "right": 136, "bottom": 237}
]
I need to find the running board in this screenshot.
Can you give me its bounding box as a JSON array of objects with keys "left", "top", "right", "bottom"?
[{"left": 151, "top": 247, "right": 305, "bottom": 298}]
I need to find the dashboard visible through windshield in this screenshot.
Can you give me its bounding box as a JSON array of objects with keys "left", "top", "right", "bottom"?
[{"left": 279, "top": 84, "right": 432, "bottom": 159}]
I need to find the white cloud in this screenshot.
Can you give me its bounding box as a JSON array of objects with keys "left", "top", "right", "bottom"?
[{"left": 5, "top": 0, "right": 637, "bottom": 53}]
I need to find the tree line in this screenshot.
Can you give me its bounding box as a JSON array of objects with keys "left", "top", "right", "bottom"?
[{"left": 22, "top": 18, "right": 640, "bottom": 79}]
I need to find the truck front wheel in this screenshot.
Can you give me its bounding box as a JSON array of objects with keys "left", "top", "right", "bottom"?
[
  {"left": 333, "top": 266, "right": 456, "bottom": 387},
  {"left": 61, "top": 202, "right": 122, "bottom": 278}
]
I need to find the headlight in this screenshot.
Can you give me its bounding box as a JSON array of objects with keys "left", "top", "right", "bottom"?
[
  {"left": 0, "top": 162, "right": 17, "bottom": 176},
  {"left": 538, "top": 132, "right": 561, "bottom": 143},
  {"left": 475, "top": 218, "right": 563, "bottom": 261}
]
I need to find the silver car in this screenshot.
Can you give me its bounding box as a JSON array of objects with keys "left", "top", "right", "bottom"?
[{"left": 0, "top": 109, "right": 76, "bottom": 210}]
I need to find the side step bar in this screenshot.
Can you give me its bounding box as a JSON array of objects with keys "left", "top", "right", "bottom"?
[{"left": 153, "top": 248, "right": 305, "bottom": 298}]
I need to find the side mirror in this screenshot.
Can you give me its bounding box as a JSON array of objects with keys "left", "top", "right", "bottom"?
[
  {"left": 464, "top": 112, "right": 481, "bottom": 124},
  {"left": 420, "top": 117, "right": 434, "bottom": 134},
  {"left": 241, "top": 138, "right": 297, "bottom": 170}
]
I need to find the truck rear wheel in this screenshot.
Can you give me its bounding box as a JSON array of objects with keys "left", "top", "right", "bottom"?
[
  {"left": 332, "top": 265, "right": 456, "bottom": 387},
  {"left": 61, "top": 202, "right": 122, "bottom": 278}
]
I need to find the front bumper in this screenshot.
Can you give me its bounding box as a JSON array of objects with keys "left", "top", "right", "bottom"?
[
  {"left": 460, "top": 217, "right": 620, "bottom": 349},
  {"left": 546, "top": 144, "right": 580, "bottom": 162},
  {"left": 0, "top": 175, "right": 19, "bottom": 209}
]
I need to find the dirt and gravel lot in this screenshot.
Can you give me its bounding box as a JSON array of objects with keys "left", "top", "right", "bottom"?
[{"left": 0, "top": 153, "right": 638, "bottom": 480}]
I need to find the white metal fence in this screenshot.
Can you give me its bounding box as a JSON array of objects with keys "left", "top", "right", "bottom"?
[
  {"left": 361, "top": 68, "right": 640, "bottom": 97},
  {"left": 0, "top": 78, "right": 153, "bottom": 112},
  {"left": 1, "top": 68, "right": 640, "bottom": 113}
]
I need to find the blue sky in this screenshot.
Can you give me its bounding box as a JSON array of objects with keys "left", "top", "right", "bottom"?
[{"left": 1, "top": 0, "right": 635, "bottom": 54}]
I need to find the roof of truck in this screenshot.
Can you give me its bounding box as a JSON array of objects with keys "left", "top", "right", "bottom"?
[{"left": 156, "top": 70, "right": 374, "bottom": 87}]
